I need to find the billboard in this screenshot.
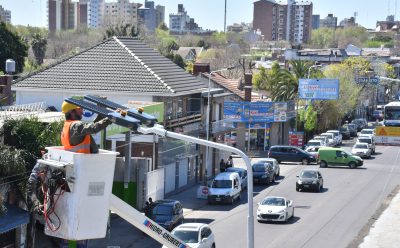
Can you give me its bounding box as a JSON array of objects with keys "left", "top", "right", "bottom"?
[
  {"left": 224, "top": 101, "right": 294, "bottom": 123},
  {"left": 299, "top": 79, "right": 339, "bottom": 100}
]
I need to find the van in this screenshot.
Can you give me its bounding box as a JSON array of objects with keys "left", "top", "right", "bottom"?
[
  {"left": 208, "top": 172, "right": 241, "bottom": 205},
  {"left": 318, "top": 147, "right": 363, "bottom": 169}
]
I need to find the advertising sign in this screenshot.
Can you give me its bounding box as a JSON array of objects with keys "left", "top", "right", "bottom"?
[
  {"left": 375, "top": 136, "right": 400, "bottom": 146},
  {"left": 289, "top": 131, "right": 304, "bottom": 147},
  {"left": 243, "top": 102, "right": 275, "bottom": 123},
  {"left": 376, "top": 126, "right": 400, "bottom": 137},
  {"left": 223, "top": 102, "right": 243, "bottom": 122},
  {"left": 299, "top": 79, "right": 339, "bottom": 100},
  {"left": 274, "top": 102, "right": 287, "bottom": 122}
]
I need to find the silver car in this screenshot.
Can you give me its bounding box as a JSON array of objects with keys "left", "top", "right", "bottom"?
[{"left": 255, "top": 158, "right": 280, "bottom": 179}]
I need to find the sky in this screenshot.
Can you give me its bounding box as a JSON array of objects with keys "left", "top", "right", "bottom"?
[{"left": 0, "top": 0, "right": 396, "bottom": 31}]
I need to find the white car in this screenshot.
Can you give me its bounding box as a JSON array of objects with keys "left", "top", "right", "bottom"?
[
  {"left": 327, "top": 130, "right": 342, "bottom": 145},
  {"left": 257, "top": 196, "right": 294, "bottom": 223},
  {"left": 360, "top": 129, "right": 375, "bottom": 138},
  {"left": 313, "top": 135, "right": 329, "bottom": 147},
  {"left": 226, "top": 167, "right": 248, "bottom": 190},
  {"left": 162, "top": 223, "right": 216, "bottom": 248},
  {"left": 305, "top": 146, "right": 320, "bottom": 160},
  {"left": 321, "top": 133, "right": 336, "bottom": 146},
  {"left": 255, "top": 158, "right": 280, "bottom": 178},
  {"left": 305, "top": 139, "right": 324, "bottom": 149},
  {"left": 352, "top": 142, "right": 371, "bottom": 158}
]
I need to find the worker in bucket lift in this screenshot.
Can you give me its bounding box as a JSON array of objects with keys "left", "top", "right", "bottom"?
[{"left": 61, "top": 101, "right": 118, "bottom": 154}]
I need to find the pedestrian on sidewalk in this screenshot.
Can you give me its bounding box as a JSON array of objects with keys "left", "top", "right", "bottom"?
[
  {"left": 226, "top": 156, "right": 234, "bottom": 168},
  {"left": 220, "top": 159, "right": 226, "bottom": 172}
]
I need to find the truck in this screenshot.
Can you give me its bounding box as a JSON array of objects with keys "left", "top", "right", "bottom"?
[{"left": 375, "top": 101, "right": 400, "bottom": 146}]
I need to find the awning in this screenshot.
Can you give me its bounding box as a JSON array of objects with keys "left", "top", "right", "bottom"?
[{"left": 0, "top": 204, "right": 29, "bottom": 234}]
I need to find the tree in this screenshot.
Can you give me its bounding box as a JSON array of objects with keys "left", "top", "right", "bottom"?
[
  {"left": 310, "top": 28, "right": 336, "bottom": 48},
  {"left": 172, "top": 54, "right": 185, "bottom": 69},
  {"left": 0, "top": 22, "right": 29, "bottom": 73},
  {"left": 197, "top": 39, "right": 210, "bottom": 49},
  {"left": 335, "top": 26, "right": 368, "bottom": 48},
  {"left": 31, "top": 33, "right": 47, "bottom": 65},
  {"left": 104, "top": 23, "right": 138, "bottom": 39},
  {"left": 158, "top": 22, "right": 169, "bottom": 31}
]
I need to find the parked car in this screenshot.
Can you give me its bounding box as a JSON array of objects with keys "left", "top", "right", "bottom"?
[
  {"left": 318, "top": 147, "right": 363, "bottom": 169},
  {"left": 268, "top": 145, "right": 316, "bottom": 165},
  {"left": 344, "top": 123, "right": 358, "bottom": 137},
  {"left": 305, "top": 139, "right": 324, "bottom": 149},
  {"left": 372, "top": 110, "right": 384, "bottom": 121},
  {"left": 351, "top": 119, "right": 367, "bottom": 131},
  {"left": 150, "top": 200, "right": 184, "bottom": 231},
  {"left": 208, "top": 172, "right": 241, "bottom": 204},
  {"left": 357, "top": 136, "right": 376, "bottom": 154},
  {"left": 252, "top": 162, "right": 275, "bottom": 184},
  {"left": 351, "top": 142, "right": 372, "bottom": 158},
  {"left": 304, "top": 146, "right": 320, "bottom": 160},
  {"left": 163, "top": 223, "right": 216, "bottom": 248},
  {"left": 320, "top": 133, "right": 336, "bottom": 146},
  {"left": 255, "top": 158, "right": 280, "bottom": 178},
  {"left": 360, "top": 128, "right": 376, "bottom": 138},
  {"left": 296, "top": 169, "right": 324, "bottom": 192},
  {"left": 339, "top": 126, "right": 351, "bottom": 140},
  {"left": 313, "top": 135, "right": 329, "bottom": 147},
  {"left": 327, "top": 130, "right": 342, "bottom": 145},
  {"left": 256, "top": 196, "right": 294, "bottom": 223},
  {"left": 226, "top": 167, "right": 248, "bottom": 190}
]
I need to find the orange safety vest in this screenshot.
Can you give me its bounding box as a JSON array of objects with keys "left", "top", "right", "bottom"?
[{"left": 61, "top": 120, "right": 91, "bottom": 154}]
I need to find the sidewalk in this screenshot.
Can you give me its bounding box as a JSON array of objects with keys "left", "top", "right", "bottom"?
[{"left": 358, "top": 189, "right": 400, "bottom": 248}]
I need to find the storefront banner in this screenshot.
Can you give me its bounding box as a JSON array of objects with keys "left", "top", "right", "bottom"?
[
  {"left": 223, "top": 102, "right": 243, "bottom": 122},
  {"left": 299, "top": 79, "right": 339, "bottom": 100},
  {"left": 243, "top": 102, "right": 275, "bottom": 123}
]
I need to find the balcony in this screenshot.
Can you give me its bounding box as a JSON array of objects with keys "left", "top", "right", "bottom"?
[{"left": 165, "top": 113, "right": 202, "bottom": 129}]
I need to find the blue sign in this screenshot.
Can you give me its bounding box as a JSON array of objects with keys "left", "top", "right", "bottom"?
[
  {"left": 223, "top": 102, "right": 243, "bottom": 122},
  {"left": 224, "top": 101, "right": 295, "bottom": 123},
  {"left": 299, "top": 79, "right": 339, "bottom": 100},
  {"left": 356, "top": 77, "right": 380, "bottom": 85}
]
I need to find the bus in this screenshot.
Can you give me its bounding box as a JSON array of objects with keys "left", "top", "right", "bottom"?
[{"left": 383, "top": 101, "right": 400, "bottom": 127}]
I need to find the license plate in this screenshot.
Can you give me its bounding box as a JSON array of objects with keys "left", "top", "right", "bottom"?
[
  {"left": 304, "top": 185, "right": 310, "bottom": 188},
  {"left": 215, "top": 198, "right": 221, "bottom": 201}
]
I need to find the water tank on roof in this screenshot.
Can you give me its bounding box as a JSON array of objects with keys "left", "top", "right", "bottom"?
[{"left": 5, "top": 59, "right": 15, "bottom": 74}]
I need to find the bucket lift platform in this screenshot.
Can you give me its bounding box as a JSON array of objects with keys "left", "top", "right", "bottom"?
[{"left": 39, "top": 95, "right": 254, "bottom": 248}]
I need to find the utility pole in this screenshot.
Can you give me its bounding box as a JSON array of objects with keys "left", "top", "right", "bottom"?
[{"left": 224, "top": 0, "right": 227, "bottom": 33}]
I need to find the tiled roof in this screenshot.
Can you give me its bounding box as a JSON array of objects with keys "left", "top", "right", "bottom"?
[
  {"left": 202, "top": 72, "right": 259, "bottom": 101},
  {"left": 13, "top": 37, "right": 204, "bottom": 95}
]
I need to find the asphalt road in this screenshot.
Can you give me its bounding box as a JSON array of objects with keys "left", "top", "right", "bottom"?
[{"left": 182, "top": 140, "right": 400, "bottom": 248}]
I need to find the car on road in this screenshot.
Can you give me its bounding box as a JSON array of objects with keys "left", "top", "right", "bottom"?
[
  {"left": 255, "top": 158, "right": 280, "bottom": 178},
  {"left": 339, "top": 126, "right": 351, "bottom": 140},
  {"left": 357, "top": 136, "right": 376, "bottom": 154},
  {"left": 150, "top": 200, "right": 184, "bottom": 231},
  {"left": 313, "top": 135, "right": 329, "bottom": 147},
  {"left": 304, "top": 146, "right": 320, "bottom": 160},
  {"left": 351, "top": 142, "right": 372, "bottom": 158},
  {"left": 225, "top": 167, "right": 248, "bottom": 190},
  {"left": 268, "top": 145, "right": 316, "bottom": 165},
  {"left": 360, "top": 128, "right": 375, "bottom": 138},
  {"left": 344, "top": 123, "right": 358, "bottom": 137},
  {"left": 252, "top": 162, "right": 275, "bottom": 184},
  {"left": 327, "top": 130, "right": 342, "bottom": 145},
  {"left": 256, "top": 196, "right": 294, "bottom": 223},
  {"left": 318, "top": 147, "right": 363, "bottom": 169},
  {"left": 163, "top": 223, "right": 216, "bottom": 248},
  {"left": 352, "top": 119, "right": 368, "bottom": 131},
  {"left": 208, "top": 172, "right": 241, "bottom": 205},
  {"left": 320, "top": 132, "right": 336, "bottom": 146},
  {"left": 305, "top": 139, "right": 325, "bottom": 149},
  {"left": 296, "top": 169, "right": 324, "bottom": 192}
]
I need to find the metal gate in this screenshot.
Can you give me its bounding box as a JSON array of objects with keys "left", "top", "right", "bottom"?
[
  {"left": 178, "top": 158, "right": 188, "bottom": 188},
  {"left": 163, "top": 163, "right": 176, "bottom": 194}
]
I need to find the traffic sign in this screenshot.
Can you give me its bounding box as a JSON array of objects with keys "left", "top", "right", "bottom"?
[{"left": 356, "top": 77, "right": 380, "bottom": 85}]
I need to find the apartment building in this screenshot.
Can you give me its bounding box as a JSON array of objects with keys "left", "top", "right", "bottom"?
[
  {"left": 138, "top": 0, "right": 165, "bottom": 32},
  {"left": 253, "top": 0, "right": 313, "bottom": 44},
  {"left": 103, "top": 0, "right": 141, "bottom": 27},
  {"left": 169, "top": 4, "right": 203, "bottom": 34},
  {"left": 87, "top": 0, "right": 104, "bottom": 28},
  {"left": 320, "top": 14, "right": 337, "bottom": 29},
  {"left": 0, "top": 5, "right": 11, "bottom": 23},
  {"left": 48, "top": 0, "right": 88, "bottom": 32}
]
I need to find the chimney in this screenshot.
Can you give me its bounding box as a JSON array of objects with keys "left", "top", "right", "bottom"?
[
  {"left": 244, "top": 73, "right": 252, "bottom": 102},
  {"left": 192, "top": 63, "right": 210, "bottom": 76},
  {"left": 0, "top": 75, "right": 13, "bottom": 106}
]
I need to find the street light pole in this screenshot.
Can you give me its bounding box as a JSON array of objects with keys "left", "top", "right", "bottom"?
[{"left": 205, "top": 69, "right": 230, "bottom": 182}]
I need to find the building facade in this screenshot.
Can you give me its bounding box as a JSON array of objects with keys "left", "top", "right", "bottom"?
[
  {"left": 169, "top": 4, "right": 203, "bottom": 34},
  {"left": 376, "top": 15, "right": 400, "bottom": 31},
  {"left": 103, "top": 0, "right": 141, "bottom": 27},
  {"left": 87, "top": 0, "right": 104, "bottom": 28},
  {"left": 320, "top": 14, "right": 337, "bottom": 29},
  {"left": 253, "top": 0, "right": 313, "bottom": 44},
  {"left": 138, "top": 0, "right": 165, "bottom": 32},
  {"left": 48, "top": 0, "right": 88, "bottom": 32},
  {"left": 312, "top": 14, "right": 320, "bottom": 29},
  {"left": 0, "top": 5, "right": 11, "bottom": 23}
]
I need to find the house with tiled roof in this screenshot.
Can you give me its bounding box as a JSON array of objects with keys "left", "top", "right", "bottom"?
[
  {"left": 173, "top": 47, "right": 203, "bottom": 62},
  {"left": 12, "top": 37, "right": 208, "bottom": 198}
]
